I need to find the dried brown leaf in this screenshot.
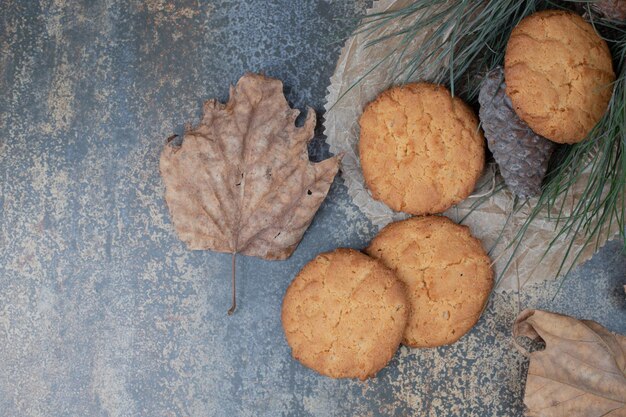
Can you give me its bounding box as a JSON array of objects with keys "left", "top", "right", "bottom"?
[
  {"left": 514, "top": 309, "right": 626, "bottom": 417},
  {"left": 159, "top": 73, "right": 340, "bottom": 313}
]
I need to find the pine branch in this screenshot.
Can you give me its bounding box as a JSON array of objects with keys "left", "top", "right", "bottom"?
[{"left": 353, "top": 0, "right": 626, "bottom": 286}]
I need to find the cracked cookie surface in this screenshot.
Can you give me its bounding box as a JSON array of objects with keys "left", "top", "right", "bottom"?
[
  {"left": 358, "top": 83, "right": 485, "bottom": 215},
  {"left": 504, "top": 10, "right": 615, "bottom": 144},
  {"left": 366, "top": 216, "right": 493, "bottom": 348},
  {"left": 281, "top": 248, "right": 408, "bottom": 380}
]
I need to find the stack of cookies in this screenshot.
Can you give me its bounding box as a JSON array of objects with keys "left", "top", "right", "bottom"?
[
  {"left": 281, "top": 57, "right": 495, "bottom": 380},
  {"left": 280, "top": 8, "right": 616, "bottom": 382},
  {"left": 281, "top": 217, "right": 493, "bottom": 380}
]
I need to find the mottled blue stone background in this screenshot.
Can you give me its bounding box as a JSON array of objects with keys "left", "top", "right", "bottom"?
[{"left": 0, "top": 1, "right": 624, "bottom": 416}]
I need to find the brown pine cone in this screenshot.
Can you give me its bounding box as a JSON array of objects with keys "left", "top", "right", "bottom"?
[
  {"left": 591, "top": 0, "right": 626, "bottom": 21},
  {"left": 478, "top": 67, "right": 556, "bottom": 199}
]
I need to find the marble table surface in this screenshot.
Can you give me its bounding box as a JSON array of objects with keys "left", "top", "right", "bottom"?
[{"left": 0, "top": 1, "right": 624, "bottom": 416}]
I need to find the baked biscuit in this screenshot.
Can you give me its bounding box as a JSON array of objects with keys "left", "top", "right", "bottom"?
[
  {"left": 281, "top": 248, "right": 408, "bottom": 380},
  {"left": 504, "top": 10, "right": 615, "bottom": 144},
  {"left": 365, "top": 216, "right": 493, "bottom": 347},
  {"left": 358, "top": 83, "right": 485, "bottom": 215}
]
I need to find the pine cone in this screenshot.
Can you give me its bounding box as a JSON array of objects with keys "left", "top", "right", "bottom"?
[
  {"left": 591, "top": 0, "right": 626, "bottom": 21},
  {"left": 478, "top": 67, "right": 556, "bottom": 199}
]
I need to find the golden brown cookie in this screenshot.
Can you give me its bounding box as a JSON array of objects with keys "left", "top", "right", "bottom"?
[
  {"left": 504, "top": 10, "right": 615, "bottom": 144},
  {"left": 359, "top": 83, "right": 485, "bottom": 214},
  {"left": 281, "top": 248, "right": 408, "bottom": 380},
  {"left": 358, "top": 83, "right": 485, "bottom": 215},
  {"left": 365, "top": 216, "right": 493, "bottom": 347}
]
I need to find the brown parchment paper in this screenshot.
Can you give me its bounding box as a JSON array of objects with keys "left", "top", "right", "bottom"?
[{"left": 324, "top": 0, "right": 622, "bottom": 292}]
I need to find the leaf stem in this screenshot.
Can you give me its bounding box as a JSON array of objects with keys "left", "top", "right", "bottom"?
[{"left": 227, "top": 252, "right": 237, "bottom": 315}]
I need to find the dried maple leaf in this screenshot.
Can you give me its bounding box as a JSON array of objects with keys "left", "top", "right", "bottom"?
[
  {"left": 514, "top": 309, "right": 626, "bottom": 417},
  {"left": 160, "top": 73, "right": 340, "bottom": 313}
]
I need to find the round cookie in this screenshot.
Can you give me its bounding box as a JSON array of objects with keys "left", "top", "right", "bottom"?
[
  {"left": 281, "top": 248, "right": 408, "bottom": 380},
  {"left": 358, "top": 83, "right": 485, "bottom": 215},
  {"left": 365, "top": 216, "right": 493, "bottom": 347},
  {"left": 504, "top": 10, "right": 615, "bottom": 144}
]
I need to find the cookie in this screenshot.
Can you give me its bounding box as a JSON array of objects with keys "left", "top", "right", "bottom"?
[
  {"left": 504, "top": 10, "right": 615, "bottom": 144},
  {"left": 358, "top": 83, "right": 485, "bottom": 215},
  {"left": 365, "top": 216, "right": 493, "bottom": 347},
  {"left": 281, "top": 248, "right": 408, "bottom": 380}
]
